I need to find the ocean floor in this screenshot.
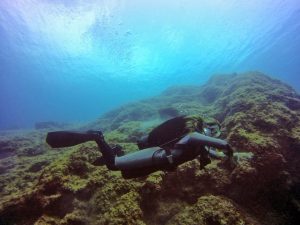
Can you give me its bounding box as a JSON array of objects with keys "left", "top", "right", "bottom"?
[{"left": 1, "top": 72, "right": 300, "bottom": 225}]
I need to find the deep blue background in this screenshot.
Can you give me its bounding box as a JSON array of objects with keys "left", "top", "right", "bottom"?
[{"left": 0, "top": 0, "right": 299, "bottom": 129}]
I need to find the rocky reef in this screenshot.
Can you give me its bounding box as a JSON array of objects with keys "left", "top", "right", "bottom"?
[{"left": 0, "top": 71, "right": 299, "bottom": 225}]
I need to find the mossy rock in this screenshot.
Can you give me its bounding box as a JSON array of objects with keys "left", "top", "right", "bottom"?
[
  {"left": 1, "top": 72, "right": 300, "bottom": 225},
  {"left": 167, "top": 195, "right": 257, "bottom": 225},
  {"left": 98, "top": 191, "right": 145, "bottom": 225}
]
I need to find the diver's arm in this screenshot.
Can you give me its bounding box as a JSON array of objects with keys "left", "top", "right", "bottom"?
[{"left": 175, "top": 132, "right": 233, "bottom": 158}]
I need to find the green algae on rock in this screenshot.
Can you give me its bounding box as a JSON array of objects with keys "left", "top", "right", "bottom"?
[
  {"left": 0, "top": 72, "right": 300, "bottom": 225},
  {"left": 167, "top": 195, "right": 258, "bottom": 225}
]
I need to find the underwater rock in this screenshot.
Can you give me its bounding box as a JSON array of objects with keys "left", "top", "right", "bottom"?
[
  {"left": 0, "top": 165, "right": 6, "bottom": 175},
  {"left": 19, "top": 146, "right": 45, "bottom": 156},
  {"left": 0, "top": 72, "right": 300, "bottom": 225},
  {"left": 0, "top": 164, "right": 14, "bottom": 175},
  {"left": 167, "top": 195, "right": 260, "bottom": 225},
  {"left": 158, "top": 107, "right": 180, "bottom": 119},
  {"left": 0, "top": 140, "right": 16, "bottom": 159},
  {"left": 28, "top": 160, "right": 50, "bottom": 173},
  {"left": 68, "top": 156, "right": 89, "bottom": 176},
  {"left": 35, "top": 121, "right": 69, "bottom": 130}
]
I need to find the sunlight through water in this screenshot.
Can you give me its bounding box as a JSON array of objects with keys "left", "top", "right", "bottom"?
[{"left": 0, "top": 0, "right": 299, "bottom": 129}]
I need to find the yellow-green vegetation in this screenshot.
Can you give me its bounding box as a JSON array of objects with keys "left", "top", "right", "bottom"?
[
  {"left": 1, "top": 72, "right": 300, "bottom": 225},
  {"left": 97, "top": 191, "right": 145, "bottom": 225},
  {"left": 167, "top": 195, "right": 254, "bottom": 225},
  {"left": 237, "top": 128, "right": 275, "bottom": 149},
  {"left": 0, "top": 131, "right": 75, "bottom": 204}
]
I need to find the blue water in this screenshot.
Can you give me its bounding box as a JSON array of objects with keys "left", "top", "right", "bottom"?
[{"left": 0, "top": 0, "right": 300, "bottom": 130}]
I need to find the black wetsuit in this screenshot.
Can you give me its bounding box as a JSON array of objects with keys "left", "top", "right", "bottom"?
[
  {"left": 46, "top": 116, "right": 232, "bottom": 179},
  {"left": 93, "top": 116, "right": 230, "bottom": 178}
]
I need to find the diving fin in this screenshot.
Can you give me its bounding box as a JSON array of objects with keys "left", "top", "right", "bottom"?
[{"left": 46, "top": 131, "right": 97, "bottom": 148}]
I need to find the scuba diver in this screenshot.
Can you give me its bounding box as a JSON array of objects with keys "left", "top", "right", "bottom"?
[{"left": 46, "top": 115, "right": 235, "bottom": 179}]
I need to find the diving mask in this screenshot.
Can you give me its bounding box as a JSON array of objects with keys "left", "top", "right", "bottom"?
[{"left": 203, "top": 123, "right": 221, "bottom": 137}]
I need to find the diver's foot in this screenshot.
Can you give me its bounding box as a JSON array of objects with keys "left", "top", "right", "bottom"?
[
  {"left": 86, "top": 130, "right": 108, "bottom": 147},
  {"left": 87, "top": 130, "right": 104, "bottom": 139},
  {"left": 112, "top": 144, "right": 125, "bottom": 157},
  {"left": 92, "top": 156, "right": 106, "bottom": 166}
]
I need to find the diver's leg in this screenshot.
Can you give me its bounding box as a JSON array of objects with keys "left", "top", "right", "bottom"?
[
  {"left": 115, "top": 143, "right": 210, "bottom": 178},
  {"left": 88, "top": 131, "right": 118, "bottom": 170},
  {"left": 121, "top": 167, "right": 159, "bottom": 179},
  {"left": 115, "top": 147, "right": 190, "bottom": 179}
]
